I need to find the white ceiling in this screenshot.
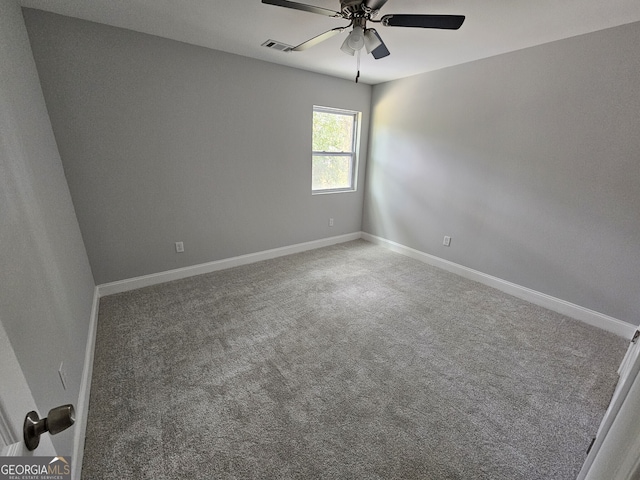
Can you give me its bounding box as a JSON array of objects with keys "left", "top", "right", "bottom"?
[{"left": 18, "top": 0, "right": 640, "bottom": 85}]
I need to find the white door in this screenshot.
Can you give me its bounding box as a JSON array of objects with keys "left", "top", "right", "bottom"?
[
  {"left": 0, "top": 319, "right": 55, "bottom": 456},
  {"left": 577, "top": 330, "right": 640, "bottom": 480}
]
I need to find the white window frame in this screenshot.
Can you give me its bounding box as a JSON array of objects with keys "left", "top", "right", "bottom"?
[{"left": 312, "top": 105, "right": 361, "bottom": 194}]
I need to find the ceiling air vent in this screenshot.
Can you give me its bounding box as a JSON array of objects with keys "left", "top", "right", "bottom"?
[{"left": 261, "top": 39, "right": 293, "bottom": 52}]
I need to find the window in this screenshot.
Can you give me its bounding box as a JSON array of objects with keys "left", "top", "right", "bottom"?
[{"left": 312, "top": 106, "right": 361, "bottom": 193}]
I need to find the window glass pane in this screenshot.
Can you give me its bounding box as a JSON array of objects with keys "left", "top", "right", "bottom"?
[
  {"left": 312, "top": 156, "right": 352, "bottom": 190},
  {"left": 312, "top": 111, "right": 354, "bottom": 153}
]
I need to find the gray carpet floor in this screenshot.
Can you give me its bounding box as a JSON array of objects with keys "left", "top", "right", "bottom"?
[{"left": 82, "top": 240, "right": 628, "bottom": 479}]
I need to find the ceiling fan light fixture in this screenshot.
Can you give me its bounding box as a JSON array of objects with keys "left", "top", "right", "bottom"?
[
  {"left": 340, "top": 37, "right": 356, "bottom": 56},
  {"left": 346, "top": 26, "right": 365, "bottom": 51},
  {"left": 363, "top": 29, "right": 382, "bottom": 54}
]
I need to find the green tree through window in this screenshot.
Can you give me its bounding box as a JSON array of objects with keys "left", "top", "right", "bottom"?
[{"left": 312, "top": 106, "right": 360, "bottom": 193}]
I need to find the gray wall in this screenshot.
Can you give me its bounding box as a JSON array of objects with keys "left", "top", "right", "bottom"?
[
  {"left": 0, "top": 0, "right": 95, "bottom": 455},
  {"left": 23, "top": 9, "right": 372, "bottom": 285},
  {"left": 363, "top": 22, "right": 640, "bottom": 325}
]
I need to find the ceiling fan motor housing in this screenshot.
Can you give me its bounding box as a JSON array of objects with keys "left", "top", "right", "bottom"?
[
  {"left": 341, "top": 0, "right": 370, "bottom": 19},
  {"left": 341, "top": 0, "right": 363, "bottom": 10}
]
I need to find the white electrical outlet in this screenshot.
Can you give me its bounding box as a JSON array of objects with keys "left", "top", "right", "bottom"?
[
  {"left": 175, "top": 241, "right": 184, "bottom": 253},
  {"left": 443, "top": 236, "right": 451, "bottom": 247},
  {"left": 329, "top": 218, "right": 334, "bottom": 227},
  {"left": 58, "top": 362, "right": 68, "bottom": 390}
]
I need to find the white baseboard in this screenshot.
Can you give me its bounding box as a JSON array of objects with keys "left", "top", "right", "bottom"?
[
  {"left": 98, "top": 233, "right": 362, "bottom": 297},
  {"left": 97, "top": 230, "right": 635, "bottom": 338},
  {"left": 72, "top": 287, "right": 100, "bottom": 480},
  {"left": 361, "top": 232, "right": 636, "bottom": 339}
]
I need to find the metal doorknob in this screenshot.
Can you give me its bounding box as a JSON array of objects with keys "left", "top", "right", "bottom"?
[{"left": 23, "top": 404, "right": 75, "bottom": 451}]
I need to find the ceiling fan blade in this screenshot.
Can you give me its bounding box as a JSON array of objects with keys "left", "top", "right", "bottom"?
[
  {"left": 292, "top": 27, "right": 347, "bottom": 51},
  {"left": 261, "top": 0, "right": 341, "bottom": 17},
  {"left": 381, "top": 14, "right": 465, "bottom": 30},
  {"left": 364, "top": 0, "right": 390, "bottom": 11},
  {"left": 369, "top": 30, "right": 390, "bottom": 59}
]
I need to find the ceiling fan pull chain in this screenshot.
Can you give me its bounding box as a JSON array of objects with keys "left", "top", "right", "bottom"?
[{"left": 355, "top": 49, "right": 361, "bottom": 83}]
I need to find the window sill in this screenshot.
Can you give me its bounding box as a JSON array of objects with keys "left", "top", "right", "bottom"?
[{"left": 312, "top": 188, "right": 357, "bottom": 195}]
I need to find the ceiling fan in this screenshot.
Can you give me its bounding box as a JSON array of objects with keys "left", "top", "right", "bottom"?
[{"left": 262, "top": 0, "right": 465, "bottom": 71}]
